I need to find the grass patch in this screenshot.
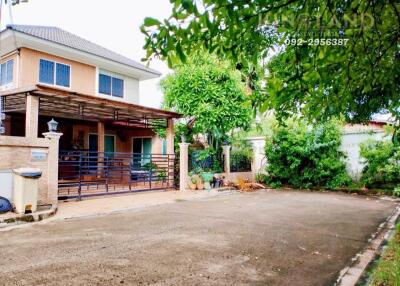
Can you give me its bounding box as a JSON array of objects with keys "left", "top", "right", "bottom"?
[{"left": 368, "top": 223, "right": 400, "bottom": 286}]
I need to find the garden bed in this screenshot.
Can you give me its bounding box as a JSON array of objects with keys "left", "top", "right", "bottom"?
[
  {"left": 257, "top": 183, "right": 400, "bottom": 200},
  {"left": 367, "top": 223, "right": 400, "bottom": 286}
]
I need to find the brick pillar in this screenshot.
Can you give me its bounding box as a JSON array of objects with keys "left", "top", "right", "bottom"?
[
  {"left": 179, "top": 143, "right": 189, "bottom": 191},
  {"left": 25, "top": 93, "right": 39, "bottom": 138},
  {"left": 222, "top": 145, "right": 231, "bottom": 177},
  {"left": 43, "top": 131, "right": 63, "bottom": 207}
]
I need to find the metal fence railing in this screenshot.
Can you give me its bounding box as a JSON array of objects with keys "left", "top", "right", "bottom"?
[
  {"left": 230, "top": 151, "right": 252, "bottom": 172},
  {"left": 58, "top": 150, "right": 175, "bottom": 200},
  {"left": 186, "top": 149, "right": 252, "bottom": 173}
]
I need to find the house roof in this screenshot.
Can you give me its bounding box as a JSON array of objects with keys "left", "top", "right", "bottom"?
[
  {"left": 342, "top": 123, "right": 385, "bottom": 135},
  {"left": 371, "top": 113, "right": 396, "bottom": 124},
  {"left": 4, "top": 24, "right": 161, "bottom": 77}
]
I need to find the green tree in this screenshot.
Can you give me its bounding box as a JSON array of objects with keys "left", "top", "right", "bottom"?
[
  {"left": 161, "top": 53, "right": 252, "bottom": 150},
  {"left": 141, "top": 0, "right": 400, "bottom": 128}
]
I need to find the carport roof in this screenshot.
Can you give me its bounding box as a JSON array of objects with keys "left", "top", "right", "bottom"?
[{"left": 0, "top": 85, "right": 180, "bottom": 128}]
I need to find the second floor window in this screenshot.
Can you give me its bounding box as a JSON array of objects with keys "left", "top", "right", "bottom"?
[
  {"left": 0, "top": 59, "right": 14, "bottom": 86},
  {"left": 39, "top": 59, "right": 71, "bottom": 88},
  {"left": 99, "top": 73, "right": 124, "bottom": 98}
]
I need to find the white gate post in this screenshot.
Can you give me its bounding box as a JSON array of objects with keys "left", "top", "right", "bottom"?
[
  {"left": 222, "top": 145, "right": 231, "bottom": 177},
  {"left": 179, "top": 143, "right": 189, "bottom": 191},
  {"left": 43, "top": 131, "right": 63, "bottom": 207},
  {"left": 248, "top": 137, "right": 266, "bottom": 179}
]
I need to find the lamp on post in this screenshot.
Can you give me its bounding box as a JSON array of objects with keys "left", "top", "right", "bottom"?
[
  {"left": 0, "top": 113, "right": 5, "bottom": 135},
  {"left": 47, "top": 118, "right": 58, "bottom": 133},
  {"left": 0, "top": 101, "right": 5, "bottom": 135}
]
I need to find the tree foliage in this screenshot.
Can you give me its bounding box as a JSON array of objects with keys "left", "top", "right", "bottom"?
[
  {"left": 263, "top": 120, "right": 351, "bottom": 189},
  {"left": 142, "top": 0, "right": 400, "bottom": 125},
  {"left": 161, "top": 53, "right": 252, "bottom": 148}
]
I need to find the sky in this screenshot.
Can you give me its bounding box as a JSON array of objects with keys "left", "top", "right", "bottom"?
[{"left": 0, "top": 0, "right": 173, "bottom": 108}]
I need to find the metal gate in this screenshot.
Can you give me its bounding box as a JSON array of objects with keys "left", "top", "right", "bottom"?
[{"left": 58, "top": 150, "right": 175, "bottom": 200}]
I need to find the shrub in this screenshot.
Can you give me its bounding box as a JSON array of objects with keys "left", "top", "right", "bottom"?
[
  {"left": 264, "top": 120, "right": 351, "bottom": 189},
  {"left": 393, "top": 187, "right": 400, "bottom": 197},
  {"left": 360, "top": 140, "right": 400, "bottom": 188}
]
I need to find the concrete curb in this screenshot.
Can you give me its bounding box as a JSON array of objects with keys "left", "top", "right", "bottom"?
[
  {"left": 0, "top": 207, "right": 57, "bottom": 229},
  {"left": 335, "top": 203, "right": 400, "bottom": 286}
]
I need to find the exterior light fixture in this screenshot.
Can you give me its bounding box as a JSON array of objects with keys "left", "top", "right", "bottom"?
[
  {"left": 0, "top": 103, "right": 5, "bottom": 135},
  {"left": 47, "top": 118, "right": 58, "bottom": 132}
]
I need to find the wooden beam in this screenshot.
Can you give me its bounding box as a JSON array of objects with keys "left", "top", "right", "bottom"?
[{"left": 33, "top": 84, "right": 180, "bottom": 118}]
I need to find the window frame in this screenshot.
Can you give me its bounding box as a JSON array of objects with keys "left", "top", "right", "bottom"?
[
  {"left": 98, "top": 70, "right": 124, "bottom": 98},
  {"left": 0, "top": 59, "right": 14, "bottom": 87},
  {"left": 98, "top": 73, "right": 112, "bottom": 95},
  {"left": 111, "top": 77, "right": 124, "bottom": 98},
  {"left": 39, "top": 58, "right": 71, "bottom": 89}
]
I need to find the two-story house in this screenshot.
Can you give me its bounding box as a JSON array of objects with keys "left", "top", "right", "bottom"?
[{"left": 0, "top": 25, "right": 179, "bottom": 199}]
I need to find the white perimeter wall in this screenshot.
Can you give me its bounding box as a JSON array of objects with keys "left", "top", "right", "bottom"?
[
  {"left": 340, "top": 131, "right": 387, "bottom": 180},
  {"left": 247, "top": 131, "right": 389, "bottom": 182}
]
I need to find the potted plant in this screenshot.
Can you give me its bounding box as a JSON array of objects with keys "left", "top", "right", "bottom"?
[
  {"left": 196, "top": 176, "right": 204, "bottom": 190},
  {"left": 190, "top": 167, "right": 204, "bottom": 190},
  {"left": 188, "top": 173, "right": 197, "bottom": 190},
  {"left": 201, "top": 171, "right": 214, "bottom": 190}
]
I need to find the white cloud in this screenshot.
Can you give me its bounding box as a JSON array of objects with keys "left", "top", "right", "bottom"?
[{"left": 0, "top": 0, "right": 173, "bottom": 108}]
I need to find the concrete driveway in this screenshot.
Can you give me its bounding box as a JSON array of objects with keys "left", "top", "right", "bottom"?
[{"left": 0, "top": 190, "right": 397, "bottom": 285}]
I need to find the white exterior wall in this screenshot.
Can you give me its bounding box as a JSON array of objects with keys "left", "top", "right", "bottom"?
[
  {"left": 124, "top": 75, "right": 139, "bottom": 104},
  {"left": 96, "top": 68, "right": 139, "bottom": 104},
  {"left": 340, "top": 131, "right": 387, "bottom": 180},
  {"left": 247, "top": 137, "right": 267, "bottom": 176},
  {"left": 246, "top": 131, "right": 389, "bottom": 182}
]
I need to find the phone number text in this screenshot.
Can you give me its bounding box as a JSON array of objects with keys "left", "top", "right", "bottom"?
[{"left": 284, "top": 38, "right": 349, "bottom": 46}]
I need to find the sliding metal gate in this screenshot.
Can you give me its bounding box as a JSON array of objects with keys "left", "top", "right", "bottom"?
[{"left": 58, "top": 151, "right": 175, "bottom": 200}]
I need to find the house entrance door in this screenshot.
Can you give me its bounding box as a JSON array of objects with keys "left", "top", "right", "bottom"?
[
  {"left": 132, "top": 138, "right": 152, "bottom": 165},
  {"left": 88, "top": 134, "right": 115, "bottom": 153}
]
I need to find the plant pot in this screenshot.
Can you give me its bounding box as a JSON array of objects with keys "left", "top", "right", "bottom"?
[
  {"left": 188, "top": 182, "right": 197, "bottom": 190},
  {"left": 196, "top": 181, "right": 204, "bottom": 190},
  {"left": 201, "top": 172, "right": 214, "bottom": 190}
]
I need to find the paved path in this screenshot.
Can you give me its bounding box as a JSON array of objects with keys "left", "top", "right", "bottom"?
[
  {"left": 56, "top": 189, "right": 223, "bottom": 220},
  {"left": 0, "top": 190, "right": 397, "bottom": 285}
]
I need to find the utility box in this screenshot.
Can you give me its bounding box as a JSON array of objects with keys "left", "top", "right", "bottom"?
[
  {"left": 0, "top": 169, "right": 13, "bottom": 201},
  {"left": 13, "top": 168, "right": 42, "bottom": 214}
]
